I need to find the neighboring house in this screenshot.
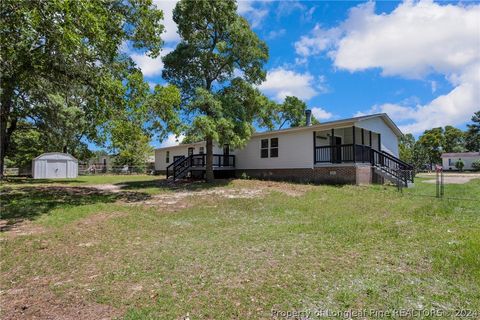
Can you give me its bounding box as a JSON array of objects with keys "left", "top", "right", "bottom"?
[
  {"left": 88, "top": 154, "right": 114, "bottom": 172},
  {"left": 441, "top": 152, "right": 480, "bottom": 170},
  {"left": 155, "top": 113, "right": 414, "bottom": 186}
]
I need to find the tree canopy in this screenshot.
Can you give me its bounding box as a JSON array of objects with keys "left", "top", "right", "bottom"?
[
  {"left": 0, "top": 0, "right": 173, "bottom": 176},
  {"left": 162, "top": 0, "right": 272, "bottom": 181},
  {"left": 465, "top": 111, "right": 480, "bottom": 152},
  {"left": 443, "top": 125, "right": 465, "bottom": 153},
  {"left": 276, "top": 96, "right": 319, "bottom": 129},
  {"left": 399, "top": 112, "right": 480, "bottom": 170}
]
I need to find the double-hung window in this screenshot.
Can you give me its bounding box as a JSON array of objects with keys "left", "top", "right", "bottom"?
[
  {"left": 270, "top": 138, "right": 278, "bottom": 158},
  {"left": 260, "top": 138, "right": 279, "bottom": 158},
  {"left": 261, "top": 139, "right": 269, "bottom": 158},
  {"left": 166, "top": 151, "right": 170, "bottom": 163}
]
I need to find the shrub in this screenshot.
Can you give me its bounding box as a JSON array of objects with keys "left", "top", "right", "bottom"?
[
  {"left": 455, "top": 159, "right": 464, "bottom": 171},
  {"left": 472, "top": 159, "right": 480, "bottom": 171},
  {"left": 240, "top": 172, "right": 250, "bottom": 180}
]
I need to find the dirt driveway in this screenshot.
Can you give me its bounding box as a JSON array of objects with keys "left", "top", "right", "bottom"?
[{"left": 419, "top": 172, "right": 480, "bottom": 184}]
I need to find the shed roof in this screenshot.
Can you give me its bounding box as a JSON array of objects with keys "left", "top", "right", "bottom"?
[{"left": 33, "top": 152, "right": 78, "bottom": 162}]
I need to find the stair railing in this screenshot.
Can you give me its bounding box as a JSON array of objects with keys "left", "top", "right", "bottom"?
[
  {"left": 172, "top": 155, "right": 194, "bottom": 180},
  {"left": 371, "top": 149, "right": 415, "bottom": 185},
  {"left": 166, "top": 156, "right": 186, "bottom": 178},
  {"left": 169, "top": 154, "right": 236, "bottom": 180}
]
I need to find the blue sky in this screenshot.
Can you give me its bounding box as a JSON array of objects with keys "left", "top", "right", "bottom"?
[{"left": 126, "top": 0, "right": 480, "bottom": 148}]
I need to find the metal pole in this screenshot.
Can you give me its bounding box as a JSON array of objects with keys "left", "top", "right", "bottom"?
[{"left": 440, "top": 169, "right": 444, "bottom": 198}]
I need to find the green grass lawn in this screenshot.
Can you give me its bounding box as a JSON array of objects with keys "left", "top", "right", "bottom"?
[
  {"left": 1, "top": 175, "right": 479, "bottom": 319},
  {"left": 2, "top": 174, "right": 162, "bottom": 186}
]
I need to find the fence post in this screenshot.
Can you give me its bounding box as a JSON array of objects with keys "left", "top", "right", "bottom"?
[{"left": 440, "top": 169, "right": 444, "bottom": 198}]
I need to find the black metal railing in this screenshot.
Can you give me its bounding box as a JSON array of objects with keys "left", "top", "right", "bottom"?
[
  {"left": 167, "top": 154, "right": 236, "bottom": 179},
  {"left": 371, "top": 149, "right": 414, "bottom": 184},
  {"left": 166, "top": 156, "right": 185, "bottom": 179},
  {"left": 356, "top": 145, "right": 372, "bottom": 163},
  {"left": 314, "top": 144, "right": 414, "bottom": 185},
  {"left": 315, "top": 144, "right": 372, "bottom": 163}
]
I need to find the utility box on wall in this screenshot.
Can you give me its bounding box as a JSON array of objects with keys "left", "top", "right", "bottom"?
[{"left": 32, "top": 153, "right": 78, "bottom": 179}]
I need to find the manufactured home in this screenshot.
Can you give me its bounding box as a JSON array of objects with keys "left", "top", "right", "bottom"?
[
  {"left": 441, "top": 152, "right": 480, "bottom": 170},
  {"left": 155, "top": 113, "right": 414, "bottom": 186}
]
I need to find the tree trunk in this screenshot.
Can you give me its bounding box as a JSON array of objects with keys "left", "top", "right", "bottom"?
[
  {"left": 205, "top": 136, "right": 214, "bottom": 182},
  {"left": 0, "top": 79, "right": 14, "bottom": 179}
]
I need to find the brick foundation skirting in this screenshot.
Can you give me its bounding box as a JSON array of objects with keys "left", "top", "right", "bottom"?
[
  {"left": 235, "top": 165, "right": 373, "bottom": 185},
  {"left": 159, "top": 166, "right": 374, "bottom": 185}
]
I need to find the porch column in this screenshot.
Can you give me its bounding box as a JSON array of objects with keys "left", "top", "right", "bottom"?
[
  {"left": 352, "top": 126, "right": 356, "bottom": 162},
  {"left": 313, "top": 131, "right": 316, "bottom": 164},
  {"left": 331, "top": 128, "right": 335, "bottom": 163},
  {"left": 361, "top": 128, "right": 365, "bottom": 162}
]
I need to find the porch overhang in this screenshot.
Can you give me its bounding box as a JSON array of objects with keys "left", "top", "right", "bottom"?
[{"left": 313, "top": 126, "right": 380, "bottom": 164}]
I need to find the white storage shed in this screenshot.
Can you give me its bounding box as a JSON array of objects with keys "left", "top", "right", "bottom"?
[{"left": 32, "top": 153, "right": 78, "bottom": 179}]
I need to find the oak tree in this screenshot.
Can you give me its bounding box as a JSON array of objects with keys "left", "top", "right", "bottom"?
[
  {"left": 0, "top": 0, "right": 166, "bottom": 177},
  {"left": 162, "top": 0, "right": 271, "bottom": 181}
]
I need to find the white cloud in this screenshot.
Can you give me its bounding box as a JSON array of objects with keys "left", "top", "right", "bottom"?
[
  {"left": 259, "top": 67, "right": 319, "bottom": 102},
  {"left": 237, "top": 0, "right": 269, "bottom": 28},
  {"left": 160, "top": 133, "right": 185, "bottom": 147},
  {"left": 294, "top": 25, "right": 341, "bottom": 57},
  {"left": 266, "top": 29, "right": 286, "bottom": 40},
  {"left": 131, "top": 47, "right": 173, "bottom": 78},
  {"left": 311, "top": 107, "right": 333, "bottom": 121},
  {"left": 295, "top": 0, "right": 480, "bottom": 133},
  {"left": 152, "top": 0, "right": 180, "bottom": 43},
  {"left": 355, "top": 69, "right": 479, "bottom": 133}
]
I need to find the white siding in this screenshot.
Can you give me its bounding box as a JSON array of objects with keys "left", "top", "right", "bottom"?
[
  {"left": 442, "top": 156, "right": 479, "bottom": 170},
  {"left": 235, "top": 129, "right": 314, "bottom": 169},
  {"left": 355, "top": 117, "right": 400, "bottom": 157},
  {"left": 154, "top": 115, "right": 402, "bottom": 171}
]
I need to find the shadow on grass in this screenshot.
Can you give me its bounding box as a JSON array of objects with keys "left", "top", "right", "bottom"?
[
  {"left": 1, "top": 177, "right": 85, "bottom": 185},
  {"left": 116, "top": 178, "right": 233, "bottom": 192},
  {"left": 0, "top": 186, "right": 151, "bottom": 231}
]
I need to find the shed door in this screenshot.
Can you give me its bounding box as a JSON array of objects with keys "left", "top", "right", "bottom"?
[{"left": 47, "top": 160, "right": 67, "bottom": 178}]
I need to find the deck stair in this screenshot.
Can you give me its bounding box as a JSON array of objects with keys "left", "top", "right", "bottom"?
[
  {"left": 371, "top": 149, "right": 414, "bottom": 187},
  {"left": 166, "top": 154, "right": 235, "bottom": 181}
]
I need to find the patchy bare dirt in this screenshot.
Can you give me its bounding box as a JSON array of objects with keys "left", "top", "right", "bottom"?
[
  {"left": 0, "top": 179, "right": 310, "bottom": 320},
  {"left": 0, "top": 219, "right": 46, "bottom": 238},
  {"left": 421, "top": 173, "right": 480, "bottom": 184},
  {"left": 0, "top": 284, "right": 122, "bottom": 320},
  {"left": 1, "top": 179, "right": 312, "bottom": 239},
  {"left": 88, "top": 184, "right": 127, "bottom": 192},
  {"left": 127, "top": 179, "right": 313, "bottom": 209},
  {"left": 231, "top": 179, "right": 314, "bottom": 196},
  {"left": 134, "top": 188, "right": 263, "bottom": 210}
]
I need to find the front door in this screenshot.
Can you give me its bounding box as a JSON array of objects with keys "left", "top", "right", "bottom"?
[
  {"left": 331, "top": 136, "right": 342, "bottom": 163},
  {"left": 223, "top": 144, "right": 230, "bottom": 166}
]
